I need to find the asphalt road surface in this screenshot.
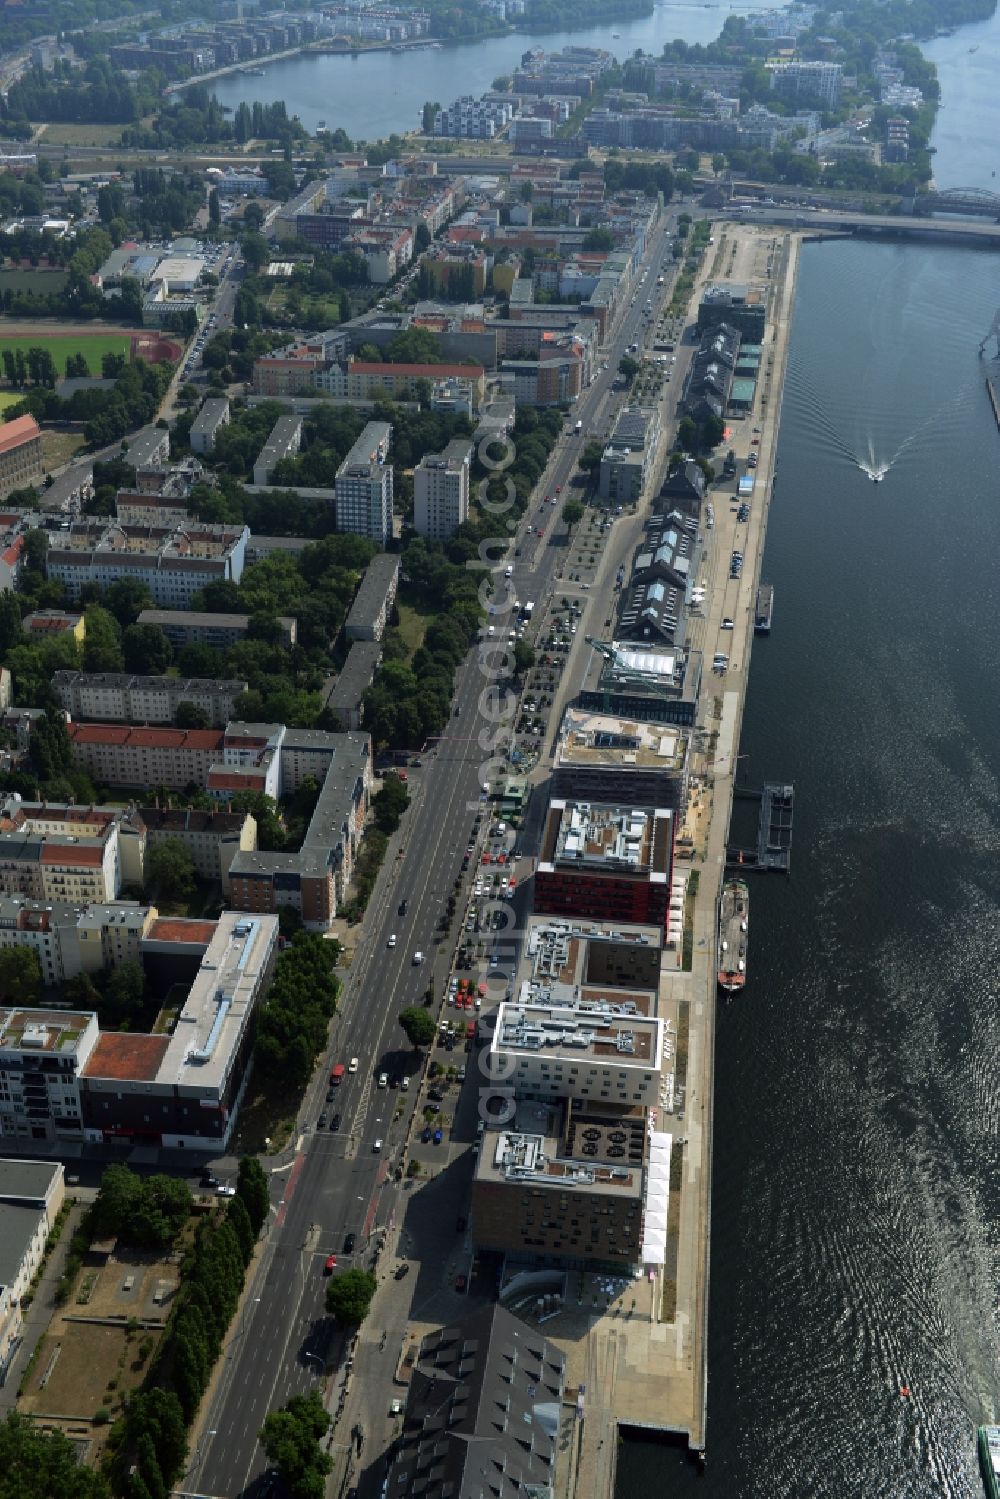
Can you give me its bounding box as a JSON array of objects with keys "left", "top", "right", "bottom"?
[{"left": 188, "top": 210, "right": 678, "bottom": 1499}]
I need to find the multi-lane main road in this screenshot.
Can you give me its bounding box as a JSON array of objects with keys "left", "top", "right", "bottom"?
[{"left": 188, "top": 209, "right": 681, "bottom": 1498}]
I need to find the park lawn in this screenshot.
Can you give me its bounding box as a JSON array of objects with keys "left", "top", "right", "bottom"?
[
  {"left": 0, "top": 332, "right": 131, "bottom": 376},
  {"left": 35, "top": 121, "right": 124, "bottom": 146},
  {"left": 0, "top": 391, "right": 23, "bottom": 414},
  {"left": 395, "top": 602, "right": 427, "bottom": 658}
]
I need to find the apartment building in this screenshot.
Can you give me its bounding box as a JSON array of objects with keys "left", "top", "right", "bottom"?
[
  {"left": 136, "top": 609, "right": 298, "bottom": 650},
  {"left": 552, "top": 708, "right": 689, "bottom": 812},
  {"left": 324, "top": 639, "right": 381, "bottom": 730},
  {"left": 189, "top": 397, "right": 231, "bottom": 456},
  {"left": 128, "top": 806, "right": 257, "bottom": 895},
  {"left": 228, "top": 733, "right": 371, "bottom": 931},
  {"left": 66, "top": 723, "right": 224, "bottom": 791},
  {"left": 346, "top": 361, "right": 486, "bottom": 407},
  {"left": 413, "top": 439, "right": 472, "bottom": 539},
  {"left": 599, "top": 406, "right": 660, "bottom": 506},
  {"left": 0, "top": 1008, "right": 100, "bottom": 1143},
  {"left": 0, "top": 896, "right": 153, "bottom": 988},
  {"left": 344, "top": 553, "right": 400, "bottom": 642},
  {"left": 21, "top": 608, "right": 85, "bottom": 644},
  {"left": 490, "top": 997, "right": 664, "bottom": 1110},
  {"left": 45, "top": 521, "right": 248, "bottom": 608},
  {"left": 768, "top": 58, "right": 843, "bottom": 108},
  {"left": 0, "top": 416, "right": 43, "bottom": 501},
  {"left": 52, "top": 671, "right": 247, "bottom": 727},
  {"left": 0, "top": 1161, "right": 65, "bottom": 1381},
  {"left": 335, "top": 421, "right": 393, "bottom": 546},
  {"left": 252, "top": 414, "right": 303, "bottom": 486},
  {"left": 114, "top": 486, "right": 191, "bottom": 529},
  {"left": 534, "top": 799, "right": 674, "bottom": 930},
  {"left": 471, "top": 1096, "right": 646, "bottom": 1266},
  {"left": 0, "top": 798, "right": 124, "bottom": 904},
  {"left": 124, "top": 426, "right": 171, "bottom": 471}
]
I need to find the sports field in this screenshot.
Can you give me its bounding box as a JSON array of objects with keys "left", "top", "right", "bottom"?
[{"left": 0, "top": 332, "right": 131, "bottom": 376}]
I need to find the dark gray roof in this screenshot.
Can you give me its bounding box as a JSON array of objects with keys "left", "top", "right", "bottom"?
[
  {"left": 346, "top": 553, "right": 399, "bottom": 631},
  {"left": 394, "top": 1305, "right": 565, "bottom": 1499},
  {"left": 0, "top": 1159, "right": 63, "bottom": 1206},
  {"left": 324, "top": 640, "right": 382, "bottom": 717}
]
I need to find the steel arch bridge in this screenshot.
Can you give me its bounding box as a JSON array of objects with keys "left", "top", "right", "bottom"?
[{"left": 917, "top": 186, "right": 1000, "bottom": 216}]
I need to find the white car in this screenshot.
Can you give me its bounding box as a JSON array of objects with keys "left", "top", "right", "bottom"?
[
  {"left": 400, "top": 1076, "right": 410, "bottom": 1091},
  {"left": 412, "top": 951, "right": 424, "bottom": 965},
  {"left": 373, "top": 1138, "right": 383, "bottom": 1153},
  {"left": 387, "top": 933, "right": 397, "bottom": 948},
  {"left": 378, "top": 1073, "right": 389, "bottom": 1089}
]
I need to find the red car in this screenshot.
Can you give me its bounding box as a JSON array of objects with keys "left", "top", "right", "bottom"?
[
  {"left": 324, "top": 1254, "right": 337, "bottom": 1274},
  {"left": 481, "top": 853, "right": 491, "bottom": 865},
  {"left": 466, "top": 1021, "right": 476, "bottom": 1038},
  {"left": 496, "top": 854, "right": 506, "bottom": 866},
  {"left": 555, "top": 484, "right": 562, "bottom": 493},
  {"left": 455, "top": 1273, "right": 467, "bottom": 1292},
  {"left": 508, "top": 877, "right": 517, "bottom": 892}
]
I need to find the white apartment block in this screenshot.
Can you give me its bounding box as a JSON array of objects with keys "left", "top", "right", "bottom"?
[
  {"left": 413, "top": 438, "right": 472, "bottom": 540},
  {"left": 489, "top": 998, "right": 664, "bottom": 1109},
  {"left": 52, "top": 671, "right": 247, "bottom": 728},
  {"left": 45, "top": 522, "right": 248, "bottom": 608},
  {"left": 335, "top": 421, "right": 393, "bottom": 545}
]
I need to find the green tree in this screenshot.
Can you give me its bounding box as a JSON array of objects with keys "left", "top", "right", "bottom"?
[
  {"left": 561, "top": 499, "right": 585, "bottom": 530},
  {"left": 617, "top": 355, "right": 640, "bottom": 381},
  {"left": 236, "top": 1156, "right": 270, "bottom": 1236},
  {"left": 145, "top": 838, "right": 196, "bottom": 903},
  {"left": 82, "top": 604, "right": 124, "bottom": 672},
  {"left": 0, "top": 946, "right": 41, "bottom": 1005},
  {"left": 372, "top": 775, "right": 410, "bottom": 834},
  {"left": 578, "top": 440, "right": 603, "bottom": 475},
  {"left": 174, "top": 700, "right": 210, "bottom": 729},
  {"left": 122, "top": 622, "right": 172, "bottom": 675},
  {"left": 117, "top": 1388, "right": 188, "bottom": 1497},
  {"left": 104, "top": 577, "right": 153, "bottom": 628},
  {"left": 414, "top": 221, "right": 431, "bottom": 253},
  {"left": 208, "top": 187, "right": 221, "bottom": 226},
  {"left": 0, "top": 592, "right": 24, "bottom": 655},
  {"left": 399, "top": 1005, "right": 436, "bottom": 1049},
  {"left": 582, "top": 227, "right": 614, "bottom": 251},
  {"left": 92, "top": 1164, "right": 191, "bottom": 1250},
  {"left": 259, "top": 1391, "right": 332, "bottom": 1499},
  {"left": 324, "top": 1266, "right": 376, "bottom": 1325},
  {"left": 240, "top": 231, "right": 270, "bottom": 273},
  {"left": 229, "top": 792, "right": 286, "bottom": 851},
  {"left": 512, "top": 639, "right": 535, "bottom": 675},
  {"left": 102, "top": 960, "right": 146, "bottom": 1026},
  {"left": 0, "top": 1412, "right": 111, "bottom": 1499}
]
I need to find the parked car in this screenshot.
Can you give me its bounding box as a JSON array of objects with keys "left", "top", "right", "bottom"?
[{"left": 433, "top": 1128, "right": 443, "bottom": 1145}]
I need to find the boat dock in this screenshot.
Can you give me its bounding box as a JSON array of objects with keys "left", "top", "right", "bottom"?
[
  {"left": 754, "top": 582, "right": 774, "bottom": 633},
  {"left": 727, "top": 782, "right": 794, "bottom": 872}
]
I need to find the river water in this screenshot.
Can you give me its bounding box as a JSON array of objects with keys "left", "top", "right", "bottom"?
[
  {"left": 207, "top": 0, "right": 778, "bottom": 140},
  {"left": 924, "top": 5, "right": 1000, "bottom": 192},
  {"left": 619, "top": 235, "right": 1000, "bottom": 1498}
]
